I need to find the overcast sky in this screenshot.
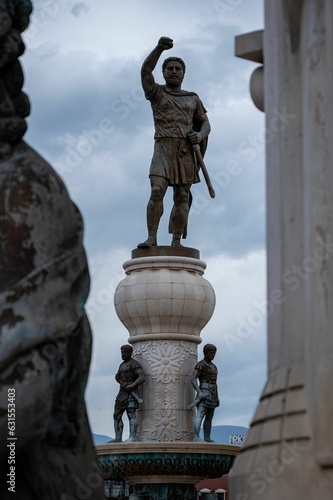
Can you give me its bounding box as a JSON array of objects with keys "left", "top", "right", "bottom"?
[{"left": 22, "top": 0, "right": 265, "bottom": 438}]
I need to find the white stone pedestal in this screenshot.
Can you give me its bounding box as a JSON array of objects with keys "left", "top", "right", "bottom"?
[{"left": 114, "top": 247, "right": 216, "bottom": 442}]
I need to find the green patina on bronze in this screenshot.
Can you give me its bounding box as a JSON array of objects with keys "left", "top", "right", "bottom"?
[{"left": 98, "top": 450, "right": 235, "bottom": 480}]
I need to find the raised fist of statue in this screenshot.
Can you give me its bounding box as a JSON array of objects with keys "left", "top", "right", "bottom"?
[{"left": 158, "top": 36, "right": 173, "bottom": 50}]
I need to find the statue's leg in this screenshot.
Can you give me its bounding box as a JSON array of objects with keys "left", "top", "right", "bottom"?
[
  {"left": 138, "top": 176, "right": 168, "bottom": 247},
  {"left": 171, "top": 184, "right": 190, "bottom": 246},
  {"left": 126, "top": 409, "right": 138, "bottom": 443},
  {"left": 193, "top": 405, "right": 206, "bottom": 442},
  {"left": 203, "top": 408, "right": 215, "bottom": 442},
  {"left": 113, "top": 408, "right": 124, "bottom": 442}
]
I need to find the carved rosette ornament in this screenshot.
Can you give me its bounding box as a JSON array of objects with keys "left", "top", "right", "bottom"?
[{"left": 114, "top": 251, "right": 216, "bottom": 442}]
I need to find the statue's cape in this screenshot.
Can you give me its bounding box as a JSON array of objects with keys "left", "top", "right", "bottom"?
[{"left": 161, "top": 85, "right": 200, "bottom": 97}]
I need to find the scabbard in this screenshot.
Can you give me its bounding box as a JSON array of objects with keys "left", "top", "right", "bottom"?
[{"left": 130, "top": 391, "right": 143, "bottom": 404}]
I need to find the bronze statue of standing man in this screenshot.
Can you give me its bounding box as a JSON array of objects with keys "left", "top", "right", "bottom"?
[
  {"left": 138, "top": 36, "right": 211, "bottom": 248},
  {"left": 190, "top": 344, "right": 219, "bottom": 442},
  {"left": 113, "top": 345, "right": 145, "bottom": 442}
]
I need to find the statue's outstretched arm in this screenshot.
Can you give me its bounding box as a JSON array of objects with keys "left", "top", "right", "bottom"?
[{"left": 141, "top": 36, "right": 173, "bottom": 96}]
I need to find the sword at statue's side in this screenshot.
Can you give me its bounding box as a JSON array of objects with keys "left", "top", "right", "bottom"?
[
  {"left": 192, "top": 143, "right": 215, "bottom": 199},
  {"left": 130, "top": 391, "right": 143, "bottom": 404},
  {"left": 187, "top": 393, "right": 206, "bottom": 410}
]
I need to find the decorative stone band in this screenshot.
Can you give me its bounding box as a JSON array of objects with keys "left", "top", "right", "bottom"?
[
  {"left": 129, "top": 333, "right": 202, "bottom": 344},
  {"left": 122, "top": 256, "right": 207, "bottom": 274},
  {"left": 131, "top": 246, "right": 200, "bottom": 260}
]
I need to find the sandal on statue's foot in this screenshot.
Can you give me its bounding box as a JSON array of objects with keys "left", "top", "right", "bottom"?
[
  {"left": 171, "top": 239, "right": 183, "bottom": 247},
  {"left": 137, "top": 236, "right": 157, "bottom": 248},
  {"left": 193, "top": 435, "right": 204, "bottom": 442}
]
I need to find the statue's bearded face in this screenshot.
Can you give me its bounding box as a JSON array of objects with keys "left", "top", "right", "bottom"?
[
  {"left": 204, "top": 347, "right": 217, "bottom": 361},
  {"left": 163, "top": 61, "right": 185, "bottom": 88},
  {"left": 121, "top": 347, "right": 132, "bottom": 361}
]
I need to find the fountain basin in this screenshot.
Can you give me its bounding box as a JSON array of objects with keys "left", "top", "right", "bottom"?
[{"left": 96, "top": 442, "right": 239, "bottom": 497}]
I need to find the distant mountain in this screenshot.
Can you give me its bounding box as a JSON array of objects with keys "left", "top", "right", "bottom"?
[
  {"left": 207, "top": 425, "right": 248, "bottom": 445},
  {"left": 93, "top": 433, "right": 112, "bottom": 444},
  {"left": 92, "top": 425, "right": 248, "bottom": 445}
]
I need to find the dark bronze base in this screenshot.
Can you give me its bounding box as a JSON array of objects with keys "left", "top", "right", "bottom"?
[{"left": 132, "top": 246, "right": 200, "bottom": 259}]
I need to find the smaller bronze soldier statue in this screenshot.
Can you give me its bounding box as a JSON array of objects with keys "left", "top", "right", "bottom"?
[
  {"left": 113, "top": 345, "right": 145, "bottom": 442},
  {"left": 189, "top": 344, "right": 219, "bottom": 442}
]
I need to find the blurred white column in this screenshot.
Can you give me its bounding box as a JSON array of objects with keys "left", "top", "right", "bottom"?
[{"left": 231, "top": 1, "right": 333, "bottom": 498}]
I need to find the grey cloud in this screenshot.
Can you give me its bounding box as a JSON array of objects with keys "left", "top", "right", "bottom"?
[
  {"left": 28, "top": 41, "right": 59, "bottom": 61},
  {"left": 71, "top": 3, "right": 90, "bottom": 18}
]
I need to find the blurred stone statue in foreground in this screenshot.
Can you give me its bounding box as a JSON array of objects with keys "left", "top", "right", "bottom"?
[
  {"left": 189, "top": 344, "right": 219, "bottom": 442},
  {"left": 113, "top": 345, "right": 145, "bottom": 442},
  {"left": 0, "top": 2, "right": 104, "bottom": 498},
  {"left": 138, "top": 36, "right": 214, "bottom": 248}
]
